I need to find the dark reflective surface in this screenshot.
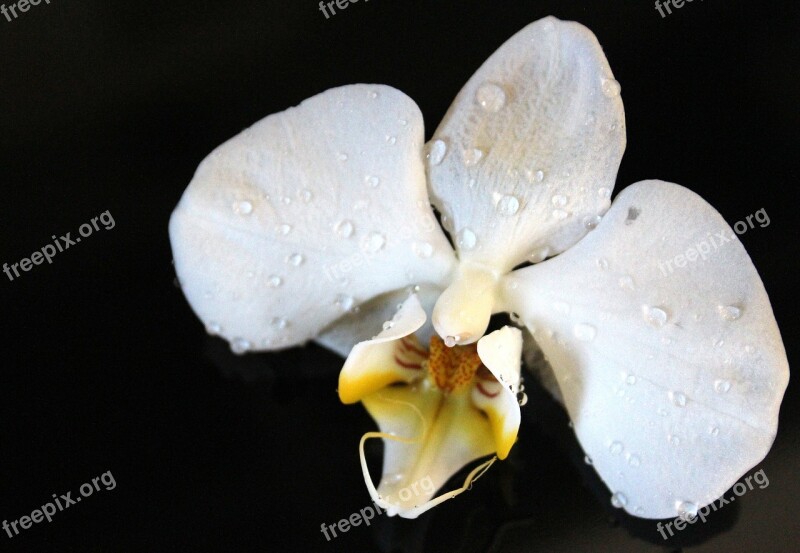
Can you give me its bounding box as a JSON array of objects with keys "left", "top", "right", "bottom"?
[{"left": 1, "top": 1, "right": 798, "bottom": 551}]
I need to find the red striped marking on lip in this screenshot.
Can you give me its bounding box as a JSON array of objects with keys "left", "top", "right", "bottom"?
[
  {"left": 476, "top": 382, "right": 500, "bottom": 398},
  {"left": 400, "top": 337, "right": 428, "bottom": 358},
  {"left": 394, "top": 355, "right": 422, "bottom": 370}
]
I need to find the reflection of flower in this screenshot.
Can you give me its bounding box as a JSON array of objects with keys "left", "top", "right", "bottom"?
[
  {"left": 338, "top": 295, "right": 521, "bottom": 517},
  {"left": 170, "top": 16, "right": 788, "bottom": 521}
]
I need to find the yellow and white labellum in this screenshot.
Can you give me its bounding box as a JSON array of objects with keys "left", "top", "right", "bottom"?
[{"left": 338, "top": 294, "right": 522, "bottom": 518}]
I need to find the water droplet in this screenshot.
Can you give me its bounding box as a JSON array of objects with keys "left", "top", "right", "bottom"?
[
  {"left": 365, "top": 175, "right": 380, "bottom": 188},
  {"left": 456, "top": 228, "right": 477, "bottom": 250},
  {"left": 625, "top": 207, "right": 640, "bottom": 225},
  {"left": 625, "top": 374, "right": 637, "bottom": 385},
  {"left": 496, "top": 194, "right": 520, "bottom": 216},
  {"left": 669, "top": 391, "right": 687, "bottom": 407},
  {"left": 517, "top": 391, "right": 528, "bottom": 406},
  {"left": 573, "top": 323, "right": 597, "bottom": 342},
  {"left": 268, "top": 275, "right": 283, "bottom": 288},
  {"left": 583, "top": 214, "right": 602, "bottom": 230},
  {"left": 335, "top": 220, "right": 354, "bottom": 239},
  {"left": 642, "top": 305, "right": 668, "bottom": 327},
  {"left": 552, "top": 209, "right": 568, "bottom": 220},
  {"left": 598, "top": 187, "right": 611, "bottom": 199},
  {"left": 230, "top": 338, "right": 251, "bottom": 355},
  {"left": 529, "top": 246, "right": 550, "bottom": 263},
  {"left": 300, "top": 189, "right": 313, "bottom": 203},
  {"left": 382, "top": 321, "right": 394, "bottom": 331},
  {"left": 714, "top": 379, "right": 731, "bottom": 394},
  {"left": 368, "top": 90, "right": 378, "bottom": 99},
  {"left": 286, "top": 253, "right": 305, "bottom": 267},
  {"left": 413, "top": 241, "right": 433, "bottom": 258},
  {"left": 718, "top": 304, "right": 742, "bottom": 321},
  {"left": 601, "top": 78, "right": 622, "bottom": 98},
  {"left": 611, "top": 492, "right": 628, "bottom": 508},
  {"left": 744, "top": 344, "right": 755, "bottom": 354},
  {"left": 233, "top": 200, "right": 253, "bottom": 215},
  {"left": 709, "top": 426, "right": 720, "bottom": 436},
  {"left": 475, "top": 82, "right": 507, "bottom": 112},
  {"left": 618, "top": 275, "right": 635, "bottom": 290},
  {"left": 676, "top": 501, "right": 698, "bottom": 521},
  {"left": 277, "top": 223, "right": 292, "bottom": 235},
  {"left": 669, "top": 434, "right": 681, "bottom": 446},
  {"left": 596, "top": 257, "right": 609, "bottom": 270},
  {"left": 386, "top": 135, "right": 397, "bottom": 145},
  {"left": 362, "top": 232, "right": 386, "bottom": 253},
  {"left": 281, "top": 196, "right": 291, "bottom": 205},
  {"left": 584, "top": 455, "right": 593, "bottom": 465},
  {"left": 551, "top": 194, "right": 568, "bottom": 207},
  {"left": 426, "top": 139, "right": 447, "bottom": 166},
  {"left": 463, "top": 148, "right": 485, "bottom": 166},
  {"left": 657, "top": 407, "right": 668, "bottom": 417},
  {"left": 337, "top": 152, "right": 348, "bottom": 161},
  {"left": 627, "top": 454, "right": 641, "bottom": 467},
  {"left": 334, "top": 294, "right": 355, "bottom": 312},
  {"left": 270, "top": 317, "right": 288, "bottom": 330},
  {"left": 527, "top": 169, "right": 545, "bottom": 183},
  {"left": 609, "top": 441, "right": 623, "bottom": 455},
  {"left": 206, "top": 322, "right": 222, "bottom": 335},
  {"left": 444, "top": 335, "right": 459, "bottom": 347}
]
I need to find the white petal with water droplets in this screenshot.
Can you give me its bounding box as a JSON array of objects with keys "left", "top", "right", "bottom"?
[
  {"left": 426, "top": 16, "right": 625, "bottom": 273},
  {"left": 170, "top": 85, "right": 455, "bottom": 351},
  {"left": 500, "top": 180, "right": 789, "bottom": 519}
]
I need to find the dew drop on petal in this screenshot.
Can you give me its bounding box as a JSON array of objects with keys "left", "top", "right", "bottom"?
[
  {"left": 583, "top": 214, "right": 602, "bottom": 230},
  {"left": 609, "top": 441, "right": 623, "bottom": 455},
  {"left": 444, "top": 335, "right": 458, "bottom": 347},
  {"left": 362, "top": 232, "right": 386, "bottom": 253},
  {"left": 625, "top": 374, "right": 637, "bottom": 385},
  {"left": 335, "top": 220, "right": 354, "bottom": 239},
  {"left": 412, "top": 241, "right": 433, "bottom": 258},
  {"left": 277, "top": 224, "right": 292, "bottom": 235},
  {"left": 669, "top": 391, "right": 687, "bottom": 407},
  {"left": 714, "top": 379, "right": 732, "bottom": 394},
  {"left": 463, "top": 148, "right": 485, "bottom": 166},
  {"left": 364, "top": 175, "right": 381, "bottom": 188},
  {"left": 382, "top": 321, "right": 394, "bottom": 331},
  {"left": 718, "top": 304, "right": 742, "bottom": 321},
  {"left": 709, "top": 426, "right": 720, "bottom": 436},
  {"left": 456, "top": 228, "right": 477, "bottom": 250},
  {"left": 598, "top": 187, "right": 612, "bottom": 199},
  {"left": 551, "top": 194, "right": 568, "bottom": 207},
  {"left": 601, "top": 78, "right": 622, "bottom": 98},
  {"left": 337, "top": 152, "right": 348, "bottom": 162},
  {"left": 596, "top": 257, "right": 609, "bottom": 270},
  {"left": 552, "top": 209, "right": 568, "bottom": 220},
  {"left": 233, "top": 200, "right": 253, "bottom": 215},
  {"left": 669, "top": 434, "right": 681, "bottom": 446},
  {"left": 627, "top": 454, "right": 641, "bottom": 467},
  {"left": 496, "top": 194, "right": 520, "bottom": 216},
  {"left": 334, "top": 293, "right": 355, "bottom": 312},
  {"left": 517, "top": 391, "right": 528, "bottom": 406},
  {"left": 642, "top": 305, "right": 668, "bottom": 327},
  {"left": 206, "top": 322, "right": 222, "bottom": 335},
  {"left": 475, "top": 82, "right": 507, "bottom": 112},
  {"left": 529, "top": 246, "right": 550, "bottom": 263},
  {"left": 300, "top": 189, "right": 313, "bottom": 203},
  {"left": 618, "top": 275, "right": 635, "bottom": 290},
  {"left": 270, "top": 317, "right": 288, "bottom": 330},
  {"left": 611, "top": 492, "right": 628, "bottom": 508},
  {"left": 427, "top": 139, "right": 447, "bottom": 166},
  {"left": 286, "top": 253, "right": 305, "bottom": 267},
  {"left": 676, "top": 501, "right": 698, "bottom": 521},
  {"left": 584, "top": 455, "right": 593, "bottom": 465},
  {"left": 268, "top": 275, "right": 283, "bottom": 288},
  {"left": 230, "top": 338, "right": 251, "bottom": 355}
]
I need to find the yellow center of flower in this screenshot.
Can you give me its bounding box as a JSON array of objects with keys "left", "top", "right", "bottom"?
[{"left": 424, "top": 335, "right": 482, "bottom": 394}]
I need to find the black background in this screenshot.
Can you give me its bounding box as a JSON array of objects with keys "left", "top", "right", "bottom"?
[{"left": 1, "top": 1, "right": 798, "bottom": 551}]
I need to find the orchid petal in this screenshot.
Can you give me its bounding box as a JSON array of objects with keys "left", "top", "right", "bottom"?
[
  {"left": 426, "top": 16, "right": 625, "bottom": 274},
  {"left": 474, "top": 327, "right": 523, "bottom": 458},
  {"left": 169, "top": 85, "right": 456, "bottom": 353},
  {"left": 338, "top": 293, "right": 427, "bottom": 404},
  {"left": 500, "top": 180, "right": 789, "bottom": 519}
]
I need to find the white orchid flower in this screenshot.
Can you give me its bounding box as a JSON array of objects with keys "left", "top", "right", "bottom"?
[{"left": 169, "top": 16, "right": 789, "bottom": 522}]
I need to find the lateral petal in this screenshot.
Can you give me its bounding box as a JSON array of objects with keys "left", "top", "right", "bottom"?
[
  {"left": 500, "top": 180, "right": 789, "bottom": 519},
  {"left": 169, "top": 85, "right": 455, "bottom": 352},
  {"left": 426, "top": 16, "right": 625, "bottom": 273}
]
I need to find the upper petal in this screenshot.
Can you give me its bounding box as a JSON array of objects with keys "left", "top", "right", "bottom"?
[
  {"left": 426, "top": 16, "right": 625, "bottom": 273},
  {"left": 169, "top": 84, "right": 456, "bottom": 352},
  {"left": 500, "top": 180, "right": 789, "bottom": 519}
]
